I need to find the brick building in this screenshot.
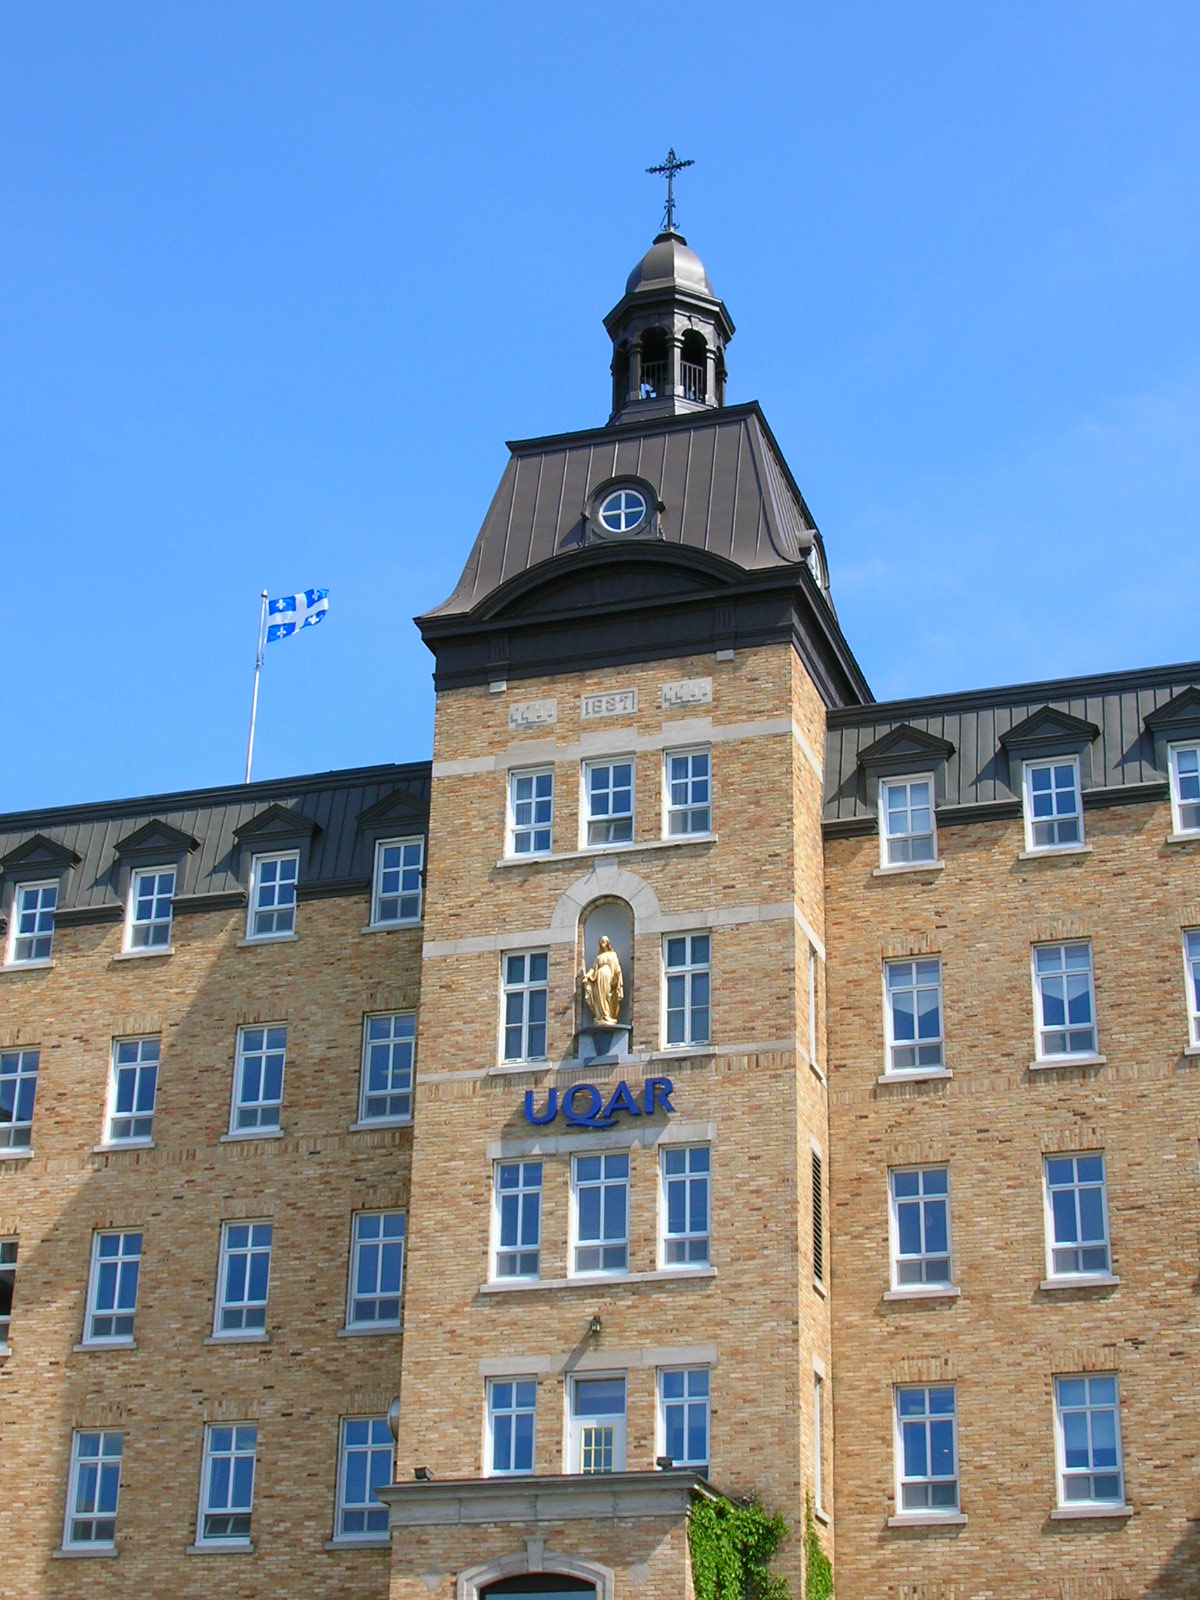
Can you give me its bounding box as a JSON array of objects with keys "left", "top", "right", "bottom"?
[{"left": 2, "top": 221, "right": 1199, "bottom": 1600}]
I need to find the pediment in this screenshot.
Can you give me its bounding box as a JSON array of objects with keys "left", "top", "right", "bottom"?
[
  {"left": 857, "top": 724, "right": 955, "bottom": 771},
  {"left": 113, "top": 818, "right": 199, "bottom": 858},
  {"left": 0, "top": 832, "right": 81, "bottom": 875},
  {"left": 232, "top": 803, "right": 319, "bottom": 844},
  {"left": 356, "top": 787, "right": 429, "bottom": 830},
  {"left": 1144, "top": 686, "right": 1200, "bottom": 739},
  {"left": 999, "top": 705, "right": 1099, "bottom": 753},
  {"left": 474, "top": 544, "right": 744, "bottom": 625}
]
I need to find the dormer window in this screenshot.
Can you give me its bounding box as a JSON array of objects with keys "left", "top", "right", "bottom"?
[
  {"left": 1022, "top": 758, "right": 1083, "bottom": 851},
  {"left": 8, "top": 882, "right": 57, "bottom": 965},
  {"left": 126, "top": 868, "right": 175, "bottom": 951},
  {"left": 247, "top": 852, "right": 299, "bottom": 940},
  {"left": 880, "top": 777, "right": 936, "bottom": 866},
  {"left": 1169, "top": 744, "right": 1200, "bottom": 835},
  {"left": 598, "top": 489, "right": 647, "bottom": 535}
]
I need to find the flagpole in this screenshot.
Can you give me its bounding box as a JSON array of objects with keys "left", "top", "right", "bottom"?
[{"left": 244, "top": 590, "right": 269, "bottom": 783}]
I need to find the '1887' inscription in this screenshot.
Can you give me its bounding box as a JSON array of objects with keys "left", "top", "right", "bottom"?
[{"left": 581, "top": 689, "right": 637, "bottom": 719}]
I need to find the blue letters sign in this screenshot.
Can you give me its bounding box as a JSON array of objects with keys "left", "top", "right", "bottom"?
[{"left": 523, "top": 1077, "right": 675, "bottom": 1132}]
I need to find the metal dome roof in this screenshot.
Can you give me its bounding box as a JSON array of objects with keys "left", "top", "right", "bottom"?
[{"left": 624, "top": 229, "right": 715, "bottom": 298}]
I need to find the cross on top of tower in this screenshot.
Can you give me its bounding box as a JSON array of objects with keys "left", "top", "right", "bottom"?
[{"left": 645, "top": 147, "right": 694, "bottom": 234}]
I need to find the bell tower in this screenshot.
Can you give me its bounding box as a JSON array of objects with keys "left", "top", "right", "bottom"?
[{"left": 604, "top": 150, "right": 735, "bottom": 425}]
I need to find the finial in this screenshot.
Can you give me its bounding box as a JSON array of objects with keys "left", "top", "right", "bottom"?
[{"left": 645, "top": 146, "right": 694, "bottom": 234}]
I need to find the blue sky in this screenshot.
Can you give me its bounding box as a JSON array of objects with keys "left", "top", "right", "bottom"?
[{"left": 3, "top": 2, "right": 1197, "bottom": 811}]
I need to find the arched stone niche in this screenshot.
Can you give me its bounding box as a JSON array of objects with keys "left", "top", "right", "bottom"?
[
  {"left": 579, "top": 897, "right": 633, "bottom": 1031},
  {"left": 461, "top": 1550, "right": 613, "bottom": 1600}
]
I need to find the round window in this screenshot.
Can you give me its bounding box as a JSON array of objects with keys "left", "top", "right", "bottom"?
[{"left": 597, "top": 488, "right": 647, "bottom": 534}]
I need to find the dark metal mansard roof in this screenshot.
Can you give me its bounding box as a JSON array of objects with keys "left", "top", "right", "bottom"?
[
  {"left": 0, "top": 762, "right": 430, "bottom": 917},
  {"left": 428, "top": 402, "right": 822, "bottom": 618},
  {"left": 823, "top": 659, "right": 1200, "bottom": 830}
]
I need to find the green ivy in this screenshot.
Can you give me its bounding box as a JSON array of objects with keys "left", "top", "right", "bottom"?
[
  {"left": 802, "top": 1493, "right": 833, "bottom": 1600},
  {"left": 688, "top": 1494, "right": 790, "bottom": 1600}
]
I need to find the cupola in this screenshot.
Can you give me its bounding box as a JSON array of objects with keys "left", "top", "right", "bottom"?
[{"left": 604, "top": 151, "right": 735, "bottom": 425}]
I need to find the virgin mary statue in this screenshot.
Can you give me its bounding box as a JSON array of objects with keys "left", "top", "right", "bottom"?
[{"left": 582, "top": 936, "right": 624, "bottom": 1026}]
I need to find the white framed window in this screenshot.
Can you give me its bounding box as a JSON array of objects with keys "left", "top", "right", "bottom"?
[
  {"left": 664, "top": 747, "right": 711, "bottom": 836},
  {"left": 371, "top": 837, "right": 424, "bottom": 925},
  {"left": 813, "top": 1371, "right": 825, "bottom": 1514},
  {"left": 1022, "top": 757, "right": 1083, "bottom": 850},
  {"left": 884, "top": 958, "right": 944, "bottom": 1072},
  {"left": 0, "top": 1238, "right": 15, "bottom": 1346},
  {"left": 231, "top": 1024, "right": 286, "bottom": 1132},
  {"left": 197, "top": 1423, "right": 256, "bottom": 1545},
  {"left": 1054, "top": 1375, "right": 1124, "bottom": 1506},
  {"left": 105, "top": 1036, "right": 159, "bottom": 1144},
  {"left": 571, "top": 1151, "right": 629, "bottom": 1275},
  {"left": 895, "top": 1385, "right": 959, "bottom": 1513},
  {"left": 215, "top": 1221, "right": 272, "bottom": 1335},
  {"left": 63, "top": 1430, "right": 122, "bottom": 1550},
  {"left": 807, "top": 945, "right": 820, "bottom": 1070},
  {"left": 660, "top": 1145, "right": 710, "bottom": 1266},
  {"left": 658, "top": 1367, "right": 709, "bottom": 1472},
  {"left": 493, "top": 1160, "right": 542, "bottom": 1280},
  {"left": 125, "top": 866, "right": 175, "bottom": 950},
  {"left": 8, "top": 880, "right": 57, "bottom": 964},
  {"left": 1169, "top": 743, "right": 1200, "bottom": 835},
  {"left": 879, "top": 776, "right": 936, "bottom": 865},
  {"left": 663, "top": 934, "right": 711, "bottom": 1047},
  {"left": 1185, "top": 930, "right": 1200, "bottom": 1047},
  {"left": 1044, "top": 1154, "right": 1110, "bottom": 1278},
  {"left": 0, "top": 1048, "right": 39, "bottom": 1150},
  {"left": 889, "top": 1167, "right": 952, "bottom": 1287},
  {"left": 568, "top": 1374, "right": 626, "bottom": 1474},
  {"left": 84, "top": 1230, "right": 142, "bottom": 1344},
  {"left": 347, "top": 1211, "right": 405, "bottom": 1330},
  {"left": 508, "top": 768, "right": 554, "bottom": 856},
  {"left": 335, "top": 1417, "right": 392, "bottom": 1539},
  {"left": 501, "top": 951, "right": 548, "bottom": 1062},
  {"left": 247, "top": 851, "right": 298, "bottom": 939},
  {"left": 1033, "top": 943, "right": 1098, "bottom": 1059},
  {"left": 582, "top": 758, "right": 634, "bottom": 847},
  {"left": 359, "top": 1012, "right": 415, "bottom": 1124},
  {"left": 487, "top": 1378, "right": 537, "bottom": 1475}
]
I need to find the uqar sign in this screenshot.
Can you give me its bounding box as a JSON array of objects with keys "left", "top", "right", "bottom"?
[{"left": 523, "top": 1077, "right": 675, "bottom": 1132}]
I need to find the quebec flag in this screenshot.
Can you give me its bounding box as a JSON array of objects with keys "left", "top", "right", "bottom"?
[{"left": 266, "top": 588, "right": 329, "bottom": 643}]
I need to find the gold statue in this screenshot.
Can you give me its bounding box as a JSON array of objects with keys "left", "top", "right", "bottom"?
[{"left": 582, "top": 936, "right": 624, "bottom": 1025}]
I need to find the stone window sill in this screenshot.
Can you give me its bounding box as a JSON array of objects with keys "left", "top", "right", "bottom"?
[
  {"left": 74, "top": 1338, "right": 137, "bottom": 1352},
  {"left": 1017, "top": 844, "right": 1093, "bottom": 861},
  {"left": 1028, "top": 1053, "right": 1107, "bottom": 1072},
  {"left": 1183, "top": 1044, "right": 1200, "bottom": 1058},
  {"left": 1165, "top": 832, "right": 1200, "bottom": 847},
  {"left": 203, "top": 1332, "right": 270, "bottom": 1346},
  {"left": 348, "top": 1118, "right": 413, "bottom": 1133},
  {"left": 186, "top": 1541, "right": 255, "bottom": 1555},
  {"left": 112, "top": 947, "right": 174, "bottom": 962},
  {"left": 495, "top": 834, "right": 718, "bottom": 871},
  {"left": 1049, "top": 1504, "right": 1132, "bottom": 1521},
  {"left": 361, "top": 919, "right": 423, "bottom": 934},
  {"left": 53, "top": 1544, "right": 117, "bottom": 1558},
  {"left": 236, "top": 933, "right": 298, "bottom": 948},
  {"left": 1, "top": 959, "right": 55, "bottom": 975},
  {"left": 1038, "top": 1274, "right": 1118, "bottom": 1292},
  {"left": 877, "top": 1068, "right": 952, "bottom": 1086},
  {"left": 886, "top": 1511, "right": 967, "bottom": 1528},
  {"left": 0, "top": 1343, "right": 10, "bottom": 1360},
  {"left": 813, "top": 1505, "right": 830, "bottom": 1526},
  {"left": 872, "top": 860, "right": 945, "bottom": 878},
  {"left": 337, "top": 1323, "right": 403, "bottom": 1337},
  {"left": 0, "top": 1147, "right": 33, "bottom": 1161},
  {"left": 93, "top": 1139, "right": 155, "bottom": 1154},
  {"left": 219, "top": 1128, "right": 284, "bottom": 1143},
  {"left": 324, "top": 1536, "right": 391, "bottom": 1549},
  {"left": 883, "top": 1285, "right": 960, "bottom": 1303},
  {"left": 479, "top": 1265, "right": 717, "bottom": 1295}
]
